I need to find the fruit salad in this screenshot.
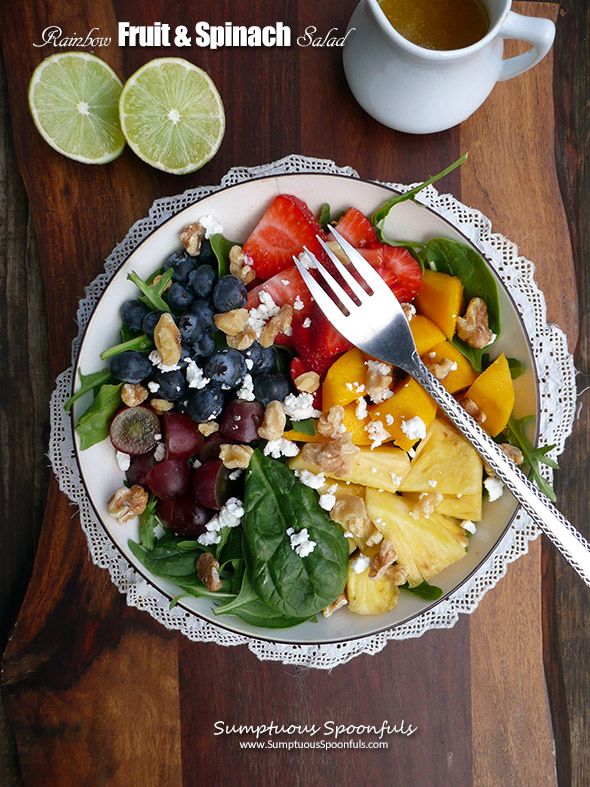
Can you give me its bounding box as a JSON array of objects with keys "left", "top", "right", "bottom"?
[{"left": 69, "top": 178, "right": 556, "bottom": 629}]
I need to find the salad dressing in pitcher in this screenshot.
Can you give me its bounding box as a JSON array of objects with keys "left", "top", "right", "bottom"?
[{"left": 378, "top": 0, "right": 490, "bottom": 50}]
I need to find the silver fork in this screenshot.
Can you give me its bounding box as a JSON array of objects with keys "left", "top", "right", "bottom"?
[{"left": 293, "top": 226, "right": 590, "bottom": 588}]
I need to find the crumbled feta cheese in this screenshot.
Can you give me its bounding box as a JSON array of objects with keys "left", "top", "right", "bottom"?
[
  {"left": 408, "top": 447, "right": 416, "bottom": 458},
  {"left": 154, "top": 443, "right": 166, "bottom": 462},
  {"left": 198, "top": 214, "right": 224, "bottom": 238},
  {"left": 345, "top": 382, "right": 353, "bottom": 391},
  {"left": 302, "top": 317, "right": 312, "bottom": 329},
  {"left": 319, "top": 493, "right": 337, "bottom": 511},
  {"left": 228, "top": 469, "right": 243, "bottom": 481},
  {"left": 197, "top": 530, "right": 221, "bottom": 546},
  {"left": 263, "top": 438, "right": 300, "bottom": 459},
  {"left": 371, "top": 388, "right": 393, "bottom": 404},
  {"left": 295, "top": 469, "right": 326, "bottom": 489},
  {"left": 390, "top": 472, "right": 402, "bottom": 486},
  {"left": 246, "top": 290, "right": 281, "bottom": 337},
  {"left": 286, "top": 526, "right": 317, "bottom": 558},
  {"left": 326, "top": 484, "right": 338, "bottom": 495},
  {"left": 449, "top": 361, "right": 458, "bottom": 371},
  {"left": 404, "top": 303, "right": 416, "bottom": 320},
  {"left": 343, "top": 531, "right": 354, "bottom": 539},
  {"left": 298, "top": 250, "right": 315, "bottom": 269},
  {"left": 401, "top": 416, "right": 426, "bottom": 441},
  {"left": 365, "top": 420, "right": 390, "bottom": 450},
  {"left": 154, "top": 433, "right": 162, "bottom": 441},
  {"left": 192, "top": 458, "right": 202, "bottom": 469},
  {"left": 371, "top": 467, "right": 377, "bottom": 473},
  {"left": 462, "top": 520, "right": 477, "bottom": 534},
  {"left": 186, "top": 360, "right": 210, "bottom": 389},
  {"left": 293, "top": 295, "right": 305, "bottom": 311},
  {"left": 365, "top": 360, "right": 392, "bottom": 375},
  {"left": 236, "top": 373, "right": 255, "bottom": 401},
  {"left": 147, "top": 381, "right": 160, "bottom": 393},
  {"left": 355, "top": 397, "right": 368, "bottom": 420},
  {"left": 282, "top": 392, "right": 322, "bottom": 420},
  {"left": 428, "top": 479, "right": 438, "bottom": 488},
  {"left": 350, "top": 554, "right": 371, "bottom": 574},
  {"left": 385, "top": 414, "right": 394, "bottom": 426},
  {"left": 245, "top": 358, "right": 254, "bottom": 371},
  {"left": 197, "top": 497, "right": 244, "bottom": 545},
  {"left": 484, "top": 476, "right": 504, "bottom": 502},
  {"left": 484, "top": 333, "right": 497, "bottom": 347},
  {"left": 116, "top": 451, "right": 131, "bottom": 472}
]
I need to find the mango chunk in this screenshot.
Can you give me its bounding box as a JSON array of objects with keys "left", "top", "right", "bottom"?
[
  {"left": 410, "top": 314, "right": 446, "bottom": 356},
  {"left": 423, "top": 340, "right": 477, "bottom": 393},
  {"left": 341, "top": 401, "right": 377, "bottom": 446},
  {"left": 465, "top": 353, "right": 514, "bottom": 436},
  {"left": 283, "top": 426, "right": 323, "bottom": 443},
  {"left": 414, "top": 270, "right": 464, "bottom": 339},
  {"left": 322, "top": 348, "right": 367, "bottom": 410},
  {"left": 368, "top": 377, "right": 437, "bottom": 452}
]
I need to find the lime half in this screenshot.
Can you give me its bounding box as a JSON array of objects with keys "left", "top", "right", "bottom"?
[
  {"left": 119, "top": 58, "right": 225, "bottom": 175},
  {"left": 28, "top": 52, "right": 125, "bottom": 164}
]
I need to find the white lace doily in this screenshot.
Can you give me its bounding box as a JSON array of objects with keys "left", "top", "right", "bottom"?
[{"left": 49, "top": 154, "right": 576, "bottom": 669}]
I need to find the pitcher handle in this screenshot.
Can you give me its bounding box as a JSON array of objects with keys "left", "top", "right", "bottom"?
[{"left": 497, "top": 11, "right": 555, "bottom": 82}]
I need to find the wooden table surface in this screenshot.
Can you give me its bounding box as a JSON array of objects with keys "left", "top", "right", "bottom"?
[{"left": 1, "top": 1, "right": 589, "bottom": 785}]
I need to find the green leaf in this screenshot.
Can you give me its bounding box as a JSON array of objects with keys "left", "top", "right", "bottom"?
[
  {"left": 100, "top": 334, "right": 153, "bottom": 360},
  {"left": 65, "top": 368, "right": 113, "bottom": 414},
  {"left": 274, "top": 344, "right": 294, "bottom": 374},
  {"left": 318, "top": 203, "right": 332, "bottom": 232},
  {"left": 401, "top": 580, "right": 443, "bottom": 601},
  {"left": 371, "top": 153, "right": 468, "bottom": 236},
  {"left": 74, "top": 382, "right": 123, "bottom": 449},
  {"left": 507, "top": 358, "right": 524, "bottom": 379},
  {"left": 129, "top": 531, "right": 204, "bottom": 577},
  {"left": 139, "top": 495, "right": 160, "bottom": 552},
  {"left": 121, "top": 324, "right": 137, "bottom": 342},
  {"left": 127, "top": 268, "right": 172, "bottom": 311},
  {"left": 241, "top": 450, "right": 349, "bottom": 618},
  {"left": 290, "top": 418, "right": 317, "bottom": 436},
  {"left": 504, "top": 415, "right": 558, "bottom": 501},
  {"left": 210, "top": 233, "right": 239, "bottom": 277}
]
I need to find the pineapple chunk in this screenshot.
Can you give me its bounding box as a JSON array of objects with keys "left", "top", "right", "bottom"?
[
  {"left": 402, "top": 492, "right": 483, "bottom": 522},
  {"left": 288, "top": 445, "right": 410, "bottom": 492},
  {"left": 318, "top": 478, "right": 365, "bottom": 499},
  {"left": 366, "top": 488, "right": 468, "bottom": 587},
  {"left": 346, "top": 561, "right": 399, "bottom": 614},
  {"left": 398, "top": 418, "right": 482, "bottom": 496}
]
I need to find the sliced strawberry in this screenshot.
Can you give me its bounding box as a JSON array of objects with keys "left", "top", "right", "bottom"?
[
  {"left": 376, "top": 245, "right": 423, "bottom": 303},
  {"left": 243, "top": 195, "right": 328, "bottom": 279},
  {"left": 292, "top": 304, "right": 352, "bottom": 377},
  {"left": 246, "top": 264, "right": 312, "bottom": 317},
  {"left": 332, "top": 207, "right": 379, "bottom": 248}
]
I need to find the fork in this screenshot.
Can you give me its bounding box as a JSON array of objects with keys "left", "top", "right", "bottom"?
[{"left": 293, "top": 226, "right": 590, "bottom": 588}]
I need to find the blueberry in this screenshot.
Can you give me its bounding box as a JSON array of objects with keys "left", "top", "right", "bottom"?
[
  {"left": 193, "top": 332, "right": 215, "bottom": 358},
  {"left": 142, "top": 310, "right": 166, "bottom": 340},
  {"left": 179, "top": 344, "right": 195, "bottom": 368},
  {"left": 253, "top": 374, "right": 290, "bottom": 407},
  {"left": 163, "top": 250, "right": 196, "bottom": 283},
  {"left": 242, "top": 341, "right": 276, "bottom": 375},
  {"left": 150, "top": 369, "right": 187, "bottom": 402},
  {"left": 109, "top": 351, "right": 152, "bottom": 383},
  {"left": 120, "top": 300, "right": 150, "bottom": 333},
  {"left": 198, "top": 237, "right": 216, "bottom": 267},
  {"left": 212, "top": 275, "right": 247, "bottom": 313},
  {"left": 178, "top": 314, "right": 202, "bottom": 343},
  {"left": 189, "top": 299, "right": 215, "bottom": 332},
  {"left": 186, "top": 385, "right": 225, "bottom": 422},
  {"left": 167, "top": 282, "right": 195, "bottom": 313},
  {"left": 203, "top": 349, "right": 247, "bottom": 389},
  {"left": 188, "top": 265, "right": 216, "bottom": 298}
]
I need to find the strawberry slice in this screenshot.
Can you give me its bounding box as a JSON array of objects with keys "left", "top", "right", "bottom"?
[
  {"left": 332, "top": 207, "right": 379, "bottom": 248},
  {"left": 246, "top": 264, "right": 312, "bottom": 317},
  {"left": 292, "top": 304, "right": 352, "bottom": 377},
  {"left": 243, "top": 195, "right": 328, "bottom": 279},
  {"left": 375, "top": 245, "right": 423, "bottom": 303}
]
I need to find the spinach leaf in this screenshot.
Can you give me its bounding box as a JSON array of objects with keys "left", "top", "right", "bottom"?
[
  {"left": 128, "top": 268, "right": 173, "bottom": 311},
  {"left": 129, "top": 531, "right": 204, "bottom": 577},
  {"left": 65, "top": 368, "right": 113, "bottom": 414},
  {"left": 401, "top": 580, "right": 443, "bottom": 601},
  {"left": 242, "top": 450, "right": 348, "bottom": 618},
  {"left": 371, "top": 153, "right": 468, "bottom": 238},
  {"left": 100, "top": 334, "right": 153, "bottom": 360},
  {"left": 274, "top": 344, "right": 294, "bottom": 374},
  {"left": 74, "top": 382, "right": 123, "bottom": 449},
  {"left": 139, "top": 495, "right": 160, "bottom": 552},
  {"left": 504, "top": 415, "right": 558, "bottom": 501},
  {"left": 290, "top": 418, "right": 317, "bottom": 436},
  {"left": 507, "top": 358, "right": 524, "bottom": 379},
  {"left": 318, "top": 203, "right": 332, "bottom": 232},
  {"left": 210, "top": 234, "right": 239, "bottom": 277}
]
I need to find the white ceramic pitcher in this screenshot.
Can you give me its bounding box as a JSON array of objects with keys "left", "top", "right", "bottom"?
[{"left": 343, "top": 0, "right": 555, "bottom": 133}]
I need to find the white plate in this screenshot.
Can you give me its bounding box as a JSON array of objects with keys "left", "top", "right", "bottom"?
[{"left": 72, "top": 172, "right": 538, "bottom": 644}]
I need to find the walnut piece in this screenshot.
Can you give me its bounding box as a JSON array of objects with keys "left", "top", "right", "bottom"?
[
  {"left": 365, "top": 360, "right": 393, "bottom": 402},
  {"left": 425, "top": 356, "right": 456, "bottom": 382},
  {"left": 456, "top": 297, "right": 494, "bottom": 348},
  {"left": 121, "top": 383, "right": 148, "bottom": 407},
  {"left": 196, "top": 553, "right": 222, "bottom": 592},
  {"left": 294, "top": 371, "right": 320, "bottom": 394},
  {"left": 257, "top": 400, "right": 286, "bottom": 441},
  {"left": 485, "top": 443, "right": 524, "bottom": 476},
  {"left": 330, "top": 495, "right": 382, "bottom": 548},
  {"left": 219, "top": 443, "right": 253, "bottom": 470},
  {"left": 214, "top": 308, "right": 249, "bottom": 336},
  {"left": 460, "top": 396, "right": 487, "bottom": 425},
  {"left": 402, "top": 303, "right": 416, "bottom": 322},
  {"left": 198, "top": 421, "right": 219, "bottom": 436},
  {"left": 386, "top": 564, "right": 409, "bottom": 586},
  {"left": 179, "top": 222, "right": 204, "bottom": 256},
  {"left": 322, "top": 593, "right": 348, "bottom": 618},
  {"left": 259, "top": 304, "right": 293, "bottom": 348},
  {"left": 325, "top": 240, "right": 349, "bottom": 265},
  {"left": 317, "top": 405, "right": 346, "bottom": 438},
  {"left": 410, "top": 492, "right": 443, "bottom": 519},
  {"left": 150, "top": 398, "right": 174, "bottom": 414},
  {"left": 226, "top": 325, "right": 256, "bottom": 350},
  {"left": 154, "top": 313, "right": 181, "bottom": 366},
  {"left": 369, "top": 539, "right": 397, "bottom": 580},
  {"left": 302, "top": 433, "right": 360, "bottom": 476},
  {"left": 229, "top": 245, "right": 255, "bottom": 284},
  {"left": 106, "top": 485, "right": 148, "bottom": 524}
]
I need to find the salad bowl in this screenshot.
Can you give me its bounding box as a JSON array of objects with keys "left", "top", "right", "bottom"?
[{"left": 70, "top": 172, "right": 539, "bottom": 645}]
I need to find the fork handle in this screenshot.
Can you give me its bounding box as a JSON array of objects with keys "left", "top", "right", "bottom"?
[{"left": 407, "top": 359, "right": 590, "bottom": 587}]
